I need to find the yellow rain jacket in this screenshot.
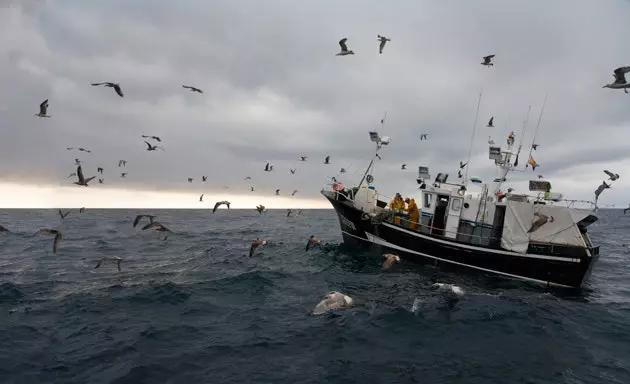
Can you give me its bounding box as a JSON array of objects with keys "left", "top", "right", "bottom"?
[
  {"left": 390, "top": 197, "right": 405, "bottom": 225},
  {"left": 407, "top": 198, "right": 419, "bottom": 230}
]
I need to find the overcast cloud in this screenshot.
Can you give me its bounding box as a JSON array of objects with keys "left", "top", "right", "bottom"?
[{"left": 2, "top": 0, "right": 630, "bottom": 206}]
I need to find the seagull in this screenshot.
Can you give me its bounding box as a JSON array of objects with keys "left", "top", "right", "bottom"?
[
  {"left": 144, "top": 141, "right": 164, "bottom": 151},
  {"left": 275, "top": 189, "right": 280, "bottom": 195},
  {"left": 91, "top": 82, "right": 124, "bottom": 97},
  {"left": 297, "top": 209, "right": 303, "bottom": 215},
  {"left": 486, "top": 116, "right": 494, "bottom": 127},
  {"left": 256, "top": 205, "right": 266, "bottom": 214},
  {"left": 324, "top": 156, "right": 330, "bottom": 164},
  {"left": 377, "top": 35, "right": 391, "bottom": 54},
  {"left": 98, "top": 178, "right": 104, "bottom": 184},
  {"left": 212, "top": 201, "right": 230, "bottom": 213},
  {"left": 537, "top": 174, "right": 544, "bottom": 179},
  {"left": 78, "top": 148, "right": 91, "bottom": 153},
  {"left": 290, "top": 169, "right": 296, "bottom": 174},
  {"left": 121, "top": 173, "right": 127, "bottom": 178},
  {"left": 39, "top": 228, "right": 62, "bottom": 253},
  {"left": 594, "top": 181, "right": 611, "bottom": 201},
  {"left": 300, "top": 156, "right": 308, "bottom": 161},
  {"left": 340, "top": 168, "right": 346, "bottom": 173},
  {"left": 431, "top": 283, "right": 465, "bottom": 296},
  {"left": 66, "top": 147, "right": 74, "bottom": 150},
  {"left": 528, "top": 212, "right": 554, "bottom": 233},
  {"left": 142, "top": 221, "right": 172, "bottom": 240},
  {"left": 604, "top": 170, "right": 620, "bottom": 181},
  {"left": 532, "top": 144, "right": 539, "bottom": 150},
  {"left": 382, "top": 253, "right": 400, "bottom": 270},
  {"left": 133, "top": 214, "right": 156, "bottom": 228},
  {"left": 305, "top": 235, "right": 321, "bottom": 251},
  {"left": 264, "top": 162, "right": 272, "bottom": 172},
  {"left": 420, "top": 133, "right": 428, "bottom": 141},
  {"left": 142, "top": 135, "right": 161, "bottom": 142},
  {"left": 603, "top": 66, "right": 630, "bottom": 93},
  {"left": 35, "top": 99, "right": 50, "bottom": 117},
  {"left": 0, "top": 224, "right": 10, "bottom": 232},
  {"left": 292, "top": 190, "right": 298, "bottom": 196},
  {"left": 481, "top": 54, "right": 495, "bottom": 66},
  {"left": 250, "top": 186, "right": 255, "bottom": 192},
  {"left": 249, "top": 237, "right": 267, "bottom": 257},
  {"left": 188, "top": 178, "right": 193, "bottom": 183},
  {"left": 336, "top": 38, "right": 354, "bottom": 56},
  {"left": 94, "top": 256, "right": 123, "bottom": 272},
  {"left": 118, "top": 160, "right": 127, "bottom": 167},
  {"left": 376, "top": 153, "right": 382, "bottom": 160},
  {"left": 245, "top": 176, "right": 251, "bottom": 180},
  {"left": 182, "top": 85, "right": 203, "bottom": 93},
  {"left": 74, "top": 165, "right": 95, "bottom": 186},
  {"left": 624, "top": 205, "right": 630, "bottom": 214},
  {"left": 97, "top": 167, "right": 103, "bottom": 174},
  {"left": 287, "top": 209, "right": 292, "bottom": 217},
  {"left": 459, "top": 161, "right": 468, "bottom": 169},
  {"left": 312, "top": 291, "right": 354, "bottom": 315},
  {"left": 66, "top": 173, "right": 77, "bottom": 179},
  {"left": 58, "top": 209, "right": 70, "bottom": 219},
  {"left": 202, "top": 176, "right": 207, "bottom": 182},
  {"left": 199, "top": 194, "right": 204, "bottom": 202},
  {"left": 401, "top": 164, "right": 407, "bottom": 170}
]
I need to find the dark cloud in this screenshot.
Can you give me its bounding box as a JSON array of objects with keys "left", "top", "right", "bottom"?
[{"left": 2, "top": 0, "right": 630, "bottom": 206}]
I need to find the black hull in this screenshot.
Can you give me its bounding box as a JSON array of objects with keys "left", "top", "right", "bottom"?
[{"left": 325, "top": 195, "right": 597, "bottom": 288}]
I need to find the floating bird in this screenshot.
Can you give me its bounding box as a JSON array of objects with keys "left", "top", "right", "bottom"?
[
  {"left": 336, "top": 38, "right": 354, "bottom": 56},
  {"left": 603, "top": 66, "right": 630, "bottom": 93},
  {"left": 94, "top": 256, "right": 122, "bottom": 272},
  {"left": 144, "top": 141, "right": 164, "bottom": 151},
  {"left": 187, "top": 178, "right": 193, "bottom": 183},
  {"left": 604, "top": 170, "right": 620, "bottom": 181},
  {"left": 300, "top": 156, "right": 308, "bottom": 161},
  {"left": 74, "top": 165, "right": 95, "bottom": 186},
  {"left": 58, "top": 209, "right": 70, "bottom": 219},
  {"left": 79, "top": 207, "right": 86, "bottom": 213},
  {"left": 97, "top": 167, "right": 103, "bottom": 174},
  {"left": 292, "top": 190, "right": 298, "bottom": 196},
  {"left": 256, "top": 205, "right": 266, "bottom": 214},
  {"left": 431, "top": 283, "right": 465, "bottom": 296},
  {"left": 66, "top": 173, "right": 77, "bottom": 179},
  {"left": 481, "top": 54, "right": 495, "bottom": 66},
  {"left": 212, "top": 201, "right": 230, "bottom": 213},
  {"left": 35, "top": 99, "right": 50, "bottom": 117},
  {"left": 121, "top": 173, "right": 127, "bottom": 178},
  {"left": 182, "top": 85, "right": 203, "bottom": 93},
  {"left": 275, "top": 189, "right": 280, "bottom": 195},
  {"left": 532, "top": 144, "right": 539, "bottom": 150},
  {"left": 91, "top": 82, "right": 124, "bottom": 97},
  {"left": 249, "top": 237, "right": 267, "bottom": 257},
  {"left": 98, "top": 178, "right": 104, "bottom": 184},
  {"left": 0, "top": 224, "right": 10, "bottom": 232},
  {"left": 142, "top": 135, "right": 161, "bottom": 142},
  {"left": 420, "top": 133, "right": 428, "bottom": 141},
  {"left": 133, "top": 214, "right": 156, "bottom": 228},
  {"left": 199, "top": 194, "right": 204, "bottom": 202},
  {"left": 377, "top": 35, "right": 391, "bottom": 54},
  {"left": 305, "top": 235, "right": 321, "bottom": 251},
  {"left": 382, "top": 253, "right": 400, "bottom": 270},
  {"left": 459, "top": 161, "right": 468, "bottom": 169},
  {"left": 118, "top": 160, "right": 127, "bottom": 167},
  {"left": 312, "top": 291, "right": 354, "bottom": 315},
  {"left": 528, "top": 212, "right": 554, "bottom": 233},
  {"left": 287, "top": 209, "right": 292, "bottom": 217},
  {"left": 401, "top": 164, "right": 407, "bottom": 170},
  {"left": 486, "top": 116, "right": 494, "bottom": 127},
  {"left": 324, "top": 156, "right": 330, "bottom": 164},
  {"left": 290, "top": 169, "right": 296, "bottom": 174},
  {"left": 594, "top": 181, "right": 611, "bottom": 201},
  {"left": 340, "top": 168, "right": 346, "bottom": 173},
  {"left": 202, "top": 176, "right": 207, "bottom": 182},
  {"left": 537, "top": 174, "right": 544, "bottom": 179},
  {"left": 39, "top": 228, "right": 62, "bottom": 253}
]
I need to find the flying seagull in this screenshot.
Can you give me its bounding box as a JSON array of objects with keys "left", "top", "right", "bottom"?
[
  {"left": 420, "top": 133, "right": 428, "bottom": 141},
  {"left": 142, "top": 135, "right": 161, "bottom": 142},
  {"left": 624, "top": 204, "right": 630, "bottom": 214},
  {"left": 264, "top": 162, "right": 273, "bottom": 172},
  {"left": 78, "top": 148, "right": 91, "bottom": 153},
  {"left": 202, "top": 176, "right": 207, "bottom": 182},
  {"left": 488, "top": 136, "right": 495, "bottom": 145},
  {"left": 300, "top": 156, "right": 308, "bottom": 161},
  {"left": 594, "top": 181, "right": 611, "bottom": 201},
  {"left": 377, "top": 35, "right": 391, "bottom": 54},
  {"left": 94, "top": 256, "right": 123, "bottom": 272},
  {"left": 182, "top": 85, "right": 203, "bottom": 93},
  {"left": 604, "top": 170, "right": 620, "bottom": 181},
  {"left": 245, "top": 176, "right": 251, "bottom": 180},
  {"left": 142, "top": 221, "right": 172, "bottom": 240},
  {"left": 199, "top": 194, "right": 204, "bottom": 202},
  {"left": 133, "top": 214, "right": 156, "bottom": 228},
  {"left": 212, "top": 201, "right": 230, "bottom": 213},
  {"left": 118, "top": 160, "right": 127, "bottom": 167},
  {"left": 382, "top": 253, "right": 400, "bottom": 270},
  {"left": 121, "top": 173, "right": 127, "bottom": 178},
  {"left": 458, "top": 170, "right": 463, "bottom": 179},
  {"left": 459, "top": 161, "right": 468, "bottom": 169},
  {"left": 275, "top": 189, "right": 280, "bottom": 195},
  {"left": 603, "top": 66, "right": 630, "bottom": 93},
  {"left": 97, "top": 167, "right": 103, "bottom": 174},
  {"left": 188, "top": 178, "right": 193, "bottom": 183},
  {"left": 91, "top": 82, "right": 124, "bottom": 97},
  {"left": 532, "top": 144, "right": 539, "bottom": 150},
  {"left": 250, "top": 186, "right": 255, "bottom": 192},
  {"left": 537, "top": 174, "right": 544, "bottom": 179},
  {"left": 39, "top": 228, "right": 62, "bottom": 253},
  {"left": 324, "top": 156, "right": 330, "bottom": 164},
  {"left": 58, "top": 209, "right": 70, "bottom": 219},
  {"left": 144, "top": 141, "right": 164, "bottom": 151},
  {"left": 305, "top": 235, "right": 321, "bottom": 251},
  {"left": 98, "top": 178, "right": 104, "bottom": 184},
  {"left": 528, "top": 212, "right": 554, "bottom": 233},
  {"left": 336, "top": 38, "right": 354, "bottom": 56},
  {"left": 249, "top": 237, "right": 267, "bottom": 257},
  {"left": 74, "top": 165, "right": 95, "bottom": 186},
  {"left": 292, "top": 190, "right": 298, "bottom": 196},
  {"left": 35, "top": 99, "right": 50, "bottom": 117},
  {"left": 312, "top": 291, "right": 353, "bottom": 315},
  {"left": 290, "top": 169, "right": 296, "bottom": 174},
  {"left": 401, "top": 164, "right": 407, "bottom": 170},
  {"left": 376, "top": 153, "right": 382, "bottom": 160},
  {"left": 74, "top": 159, "right": 82, "bottom": 166},
  {"left": 481, "top": 54, "right": 495, "bottom": 66},
  {"left": 486, "top": 116, "right": 494, "bottom": 127},
  {"left": 340, "top": 168, "right": 346, "bottom": 173},
  {"left": 287, "top": 209, "right": 292, "bottom": 217},
  {"left": 256, "top": 205, "right": 266, "bottom": 214}
]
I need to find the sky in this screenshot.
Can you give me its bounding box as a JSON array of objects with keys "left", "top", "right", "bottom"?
[{"left": 1, "top": 0, "right": 630, "bottom": 208}]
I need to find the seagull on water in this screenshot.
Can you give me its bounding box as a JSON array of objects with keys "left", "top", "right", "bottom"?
[
  {"left": 431, "top": 283, "right": 465, "bottom": 296},
  {"left": 312, "top": 291, "right": 353, "bottom": 315},
  {"left": 481, "top": 54, "right": 495, "bottom": 66},
  {"left": 35, "top": 99, "right": 50, "bottom": 117},
  {"left": 133, "top": 214, "right": 157, "bottom": 228},
  {"left": 182, "top": 85, "right": 203, "bottom": 93},
  {"left": 74, "top": 165, "right": 95, "bottom": 186},
  {"left": 249, "top": 237, "right": 267, "bottom": 257},
  {"left": 144, "top": 141, "right": 164, "bottom": 151},
  {"left": 604, "top": 170, "right": 620, "bottom": 181},
  {"left": 305, "top": 235, "right": 321, "bottom": 251},
  {"left": 377, "top": 35, "right": 391, "bottom": 54},
  {"left": 39, "top": 228, "right": 62, "bottom": 253},
  {"left": 142, "top": 135, "right": 161, "bottom": 142},
  {"left": 91, "top": 82, "right": 124, "bottom": 97},
  {"left": 382, "top": 253, "right": 400, "bottom": 270},
  {"left": 603, "top": 66, "right": 630, "bottom": 93},
  {"left": 336, "top": 38, "right": 354, "bottom": 56},
  {"left": 213, "top": 201, "right": 230, "bottom": 213},
  {"left": 486, "top": 116, "right": 494, "bottom": 127},
  {"left": 528, "top": 212, "right": 554, "bottom": 233},
  {"left": 94, "top": 256, "right": 123, "bottom": 272}
]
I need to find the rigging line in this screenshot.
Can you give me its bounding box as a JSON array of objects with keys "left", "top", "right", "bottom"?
[
  {"left": 527, "top": 92, "right": 548, "bottom": 161},
  {"left": 511, "top": 105, "right": 532, "bottom": 168},
  {"left": 464, "top": 88, "right": 484, "bottom": 182}
]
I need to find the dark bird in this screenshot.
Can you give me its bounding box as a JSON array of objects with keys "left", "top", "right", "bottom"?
[
  {"left": 249, "top": 237, "right": 267, "bottom": 257},
  {"left": 401, "top": 164, "right": 407, "bottom": 170},
  {"left": 377, "top": 35, "right": 391, "bottom": 54},
  {"left": 537, "top": 174, "right": 544, "bottom": 179},
  {"left": 121, "top": 173, "right": 128, "bottom": 178},
  {"left": 336, "top": 38, "right": 354, "bottom": 56},
  {"left": 58, "top": 209, "right": 70, "bottom": 219},
  {"left": 74, "top": 158, "right": 82, "bottom": 166},
  {"left": 624, "top": 205, "right": 630, "bottom": 214},
  {"left": 292, "top": 190, "right": 298, "bottom": 196},
  {"left": 144, "top": 141, "right": 164, "bottom": 151},
  {"left": 78, "top": 148, "right": 91, "bottom": 153},
  {"left": 188, "top": 178, "right": 193, "bottom": 183},
  {"left": 98, "top": 178, "right": 104, "bottom": 184},
  {"left": 594, "top": 181, "right": 611, "bottom": 201},
  {"left": 603, "top": 66, "right": 630, "bottom": 93},
  {"left": 264, "top": 162, "right": 272, "bottom": 172},
  {"left": 376, "top": 153, "right": 382, "bottom": 160},
  {"left": 94, "top": 256, "right": 122, "bottom": 272},
  {"left": 39, "top": 228, "right": 62, "bottom": 253},
  {"left": 297, "top": 209, "right": 303, "bottom": 215},
  {"left": 97, "top": 167, "right": 103, "bottom": 174},
  {"left": 290, "top": 169, "right": 296, "bottom": 174},
  {"left": 382, "top": 253, "right": 400, "bottom": 270},
  {"left": 245, "top": 176, "right": 252, "bottom": 180},
  {"left": 142, "top": 135, "right": 161, "bottom": 142},
  {"left": 250, "top": 186, "right": 255, "bottom": 192},
  {"left": 324, "top": 156, "right": 330, "bottom": 164},
  {"left": 287, "top": 209, "right": 292, "bottom": 217},
  {"left": 199, "top": 194, "right": 204, "bottom": 202},
  {"left": 420, "top": 133, "right": 428, "bottom": 141},
  {"left": 486, "top": 116, "right": 494, "bottom": 127},
  {"left": 66, "top": 147, "right": 74, "bottom": 150},
  {"left": 66, "top": 173, "right": 77, "bottom": 179},
  {"left": 276, "top": 189, "right": 280, "bottom": 195},
  {"left": 459, "top": 161, "right": 468, "bottom": 169},
  {"left": 532, "top": 144, "right": 539, "bottom": 150},
  {"left": 79, "top": 207, "right": 86, "bottom": 213},
  {"left": 118, "top": 160, "right": 127, "bottom": 167},
  {"left": 604, "top": 170, "right": 620, "bottom": 181},
  {"left": 527, "top": 212, "right": 554, "bottom": 233},
  {"left": 213, "top": 201, "right": 230, "bottom": 213},
  {"left": 182, "top": 85, "right": 203, "bottom": 93},
  {"left": 305, "top": 235, "right": 321, "bottom": 251},
  {"left": 35, "top": 99, "right": 50, "bottom": 117},
  {"left": 481, "top": 54, "right": 495, "bottom": 66},
  {"left": 202, "top": 176, "right": 207, "bottom": 182},
  {"left": 340, "top": 168, "right": 347, "bottom": 173},
  {"left": 133, "top": 214, "right": 156, "bottom": 228},
  {"left": 91, "top": 82, "right": 124, "bottom": 97},
  {"left": 0, "top": 224, "right": 10, "bottom": 232},
  {"left": 300, "top": 156, "right": 308, "bottom": 161},
  {"left": 142, "top": 221, "right": 172, "bottom": 240},
  {"left": 256, "top": 205, "right": 266, "bottom": 214},
  {"left": 74, "top": 165, "right": 95, "bottom": 186}
]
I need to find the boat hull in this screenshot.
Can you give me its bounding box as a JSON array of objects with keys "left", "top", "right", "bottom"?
[{"left": 324, "top": 194, "right": 597, "bottom": 289}]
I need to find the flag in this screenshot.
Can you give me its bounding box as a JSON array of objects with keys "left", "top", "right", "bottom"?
[{"left": 528, "top": 156, "right": 538, "bottom": 171}]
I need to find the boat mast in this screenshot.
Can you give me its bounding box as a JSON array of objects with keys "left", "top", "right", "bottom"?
[
  {"left": 463, "top": 89, "right": 483, "bottom": 182},
  {"left": 357, "top": 113, "right": 388, "bottom": 189},
  {"left": 491, "top": 105, "right": 531, "bottom": 196},
  {"left": 527, "top": 92, "right": 548, "bottom": 164}
]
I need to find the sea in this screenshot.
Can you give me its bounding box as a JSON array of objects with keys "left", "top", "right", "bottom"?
[{"left": 0, "top": 208, "right": 629, "bottom": 384}]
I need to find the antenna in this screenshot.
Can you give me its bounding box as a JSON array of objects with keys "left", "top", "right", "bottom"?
[
  {"left": 527, "top": 92, "right": 548, "bottom": 163},
  {"left": 511, "top": 105, "right": 532, "bottom": 169},
  {"left": 464, "top": 88, "right": 483, "bottom": 181}
]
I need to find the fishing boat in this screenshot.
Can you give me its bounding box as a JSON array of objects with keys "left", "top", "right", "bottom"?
[{"left": 321, "top": 129, "right": 601, "bottom": 288}]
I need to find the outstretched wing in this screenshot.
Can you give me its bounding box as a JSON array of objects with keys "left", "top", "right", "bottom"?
[
  {"left": 53, "top": 232, "right": 62, "bottom": 253},
  {"left": 213, "top": 202, "right": 221, "bottom": 213},
  {"left": 145, "top": 141, "right": 152, "bottom": 149},
  {"left": 39, "top": 99, "right": 48, "bottom": 115},
  {"left": 77, "top": 165, "right": 85, "bottom": 183},
  {"left": 141, "top": 221, "right": 161, "bottom": 230},
  {"left": 484, "top": 54, "right": 495, "bottom": 61},
  {"left": 382, "top": 257, "right": 395, "bottom": 270},
  {"left": 113, "top": 84, "right": 124, "bottom": 97},
  {"left": 339, "top": 38, "right": 348, "bottom": 52},
  {"left": 613, "top": 66, "right": 630, "bottom": 84},
  {"left": 83, "top": 176, "right": 95, "bottom": 184},
  {"left": 604, "top": 170, "right": 614, "bottom": 178}
]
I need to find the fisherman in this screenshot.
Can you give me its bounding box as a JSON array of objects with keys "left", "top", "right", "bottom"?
[
  {"left": 405, "top": 198, "right": 419, "bottom": 231},
  {"left": 389, "top": 193, "right": 406, "bottom": 225}
]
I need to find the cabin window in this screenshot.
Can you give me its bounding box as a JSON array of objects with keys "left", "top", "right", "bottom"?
[
  {"left": 423, "top": 193, "right": 432, "bottom": 208},
  {"left": 451, "top": 199, "right": 462, "bottom": 212}
]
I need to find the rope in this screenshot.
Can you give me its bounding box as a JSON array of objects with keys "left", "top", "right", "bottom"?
[
  {"left": 526, "top": 92, "right": 548, "bottom": 165},
  {"left": 464, "top": 88, "right": 483, "bottom": 182}
]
